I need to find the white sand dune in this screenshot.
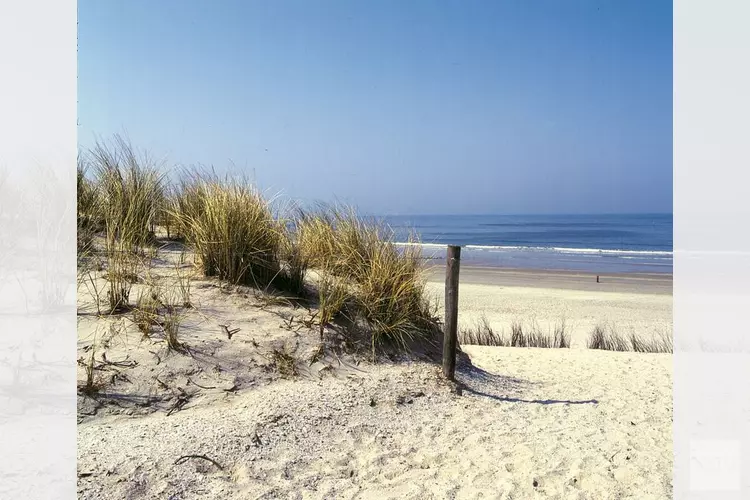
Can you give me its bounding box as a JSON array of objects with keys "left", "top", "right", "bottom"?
[
  {"left": 78, "top": 346, "right": 672, "bottom": 499},
  {"left": 77, "top": 253, "right": 672, "bottom": 499}
]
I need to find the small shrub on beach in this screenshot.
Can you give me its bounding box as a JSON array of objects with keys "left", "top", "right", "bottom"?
[
  {"left": 154, "top": 292, "right": 186, "bottom": 352},
  {"left": 90, "top": 136, "right": 164, "bottom": 252},
  {"left": 172, "top": 170, "right": 284, "bottom": 288},
  {"left": 355, "top": 239, "right": 437, "bottom": 351},
  {"left": 587, "top": 324, "right": 631, "bottom": 352},
  {"left": 162, "top": 305, "right": 183, "bottom": 351},
  {"left": 630, "top": 329, "right": 673, "bottom": 353},
  {"left": 522, "top": 322, "right": 552, "bottom": 348},
  {"left": 133, "top": 288, "right": 161, "bottom": 336},
  {"left": 460, "top": 317, "right": 569, "bottom": 348},
  {"left": 512, "top": 320, "right": 570, "bottom": 348},
  {"left": 76, "top": 144, "right": 439, "bottom": 356},
  {"left": 297, "top": 205, "right": 439, "bottom": 353},
  {"left": 84, "top": 136, "right": 165, "bottom": 314},
  {"left": 104, "top": 251, "right": 140, "bottom": 314},
  {"left": 460, "top": 314, "right": 509, "bottom": 346},
  {"left": 588, "top": 323, "right": 673, "bottom": 353},
  {"left": 78, "top": 342, "right": 105, "bottom": 396}
]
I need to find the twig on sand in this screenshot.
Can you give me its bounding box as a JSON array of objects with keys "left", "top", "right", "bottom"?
[
  {"left": 281, "top": 316, "right": 294, "bottom": 330},
  {"left": 167, "top": 394, "right": 189, "bottom": 416},
  {"left": 220, "top": 324, "right": 240, "bottom": 339},
  {"left": 100, "top": 352, "right": 138, "bottom": 368},
  {"left": 155, "top": 377, "right": 170, "bottom": 390},
  {"left": 187, "top": 377, "right": 216, "bottom": 390},
  {"left": 149, "top": 350, "right": 162, "bottom": 365},
  {"left": 173, "top": 454, "right": 224, "bottom": 471}
]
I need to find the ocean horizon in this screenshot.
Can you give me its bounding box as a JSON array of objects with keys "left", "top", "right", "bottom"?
[{"left": 382, "top": 213, "right": 673, "bottom": 275}]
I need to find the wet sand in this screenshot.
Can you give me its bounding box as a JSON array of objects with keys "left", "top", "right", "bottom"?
[{"left": 427, "top": 265, "right": 672, "bottom": 295}]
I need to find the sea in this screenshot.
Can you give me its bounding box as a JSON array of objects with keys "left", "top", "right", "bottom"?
[{"left": 383, "top": 214, "right": 673, "bottom": 275}]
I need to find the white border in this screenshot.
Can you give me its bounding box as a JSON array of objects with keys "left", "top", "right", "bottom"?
[
  {"left": 0, "top": 0, "right": 77, "bottom": 498},
  {"left": 674, "top": 0, "right": 750, "bottom": 497},
  {"left": 2, "top": 1, "right": 750, "bottom": 497}
]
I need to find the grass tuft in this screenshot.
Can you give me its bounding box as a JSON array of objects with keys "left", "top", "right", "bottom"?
[
  {"left": 78, "top": 341, "right": 105, "bottom": 396},
  {"left": 172, "top": 170, "right": 284, "bottom": 289},
  {"left": 460, "top": 317, "right": 569, "bottom": 348},
  {"left": 91, "top": 135, "right": 164, "bottom": 252},
  {"left": 630, "top": 328, "right": 673, "bottom": 353},
  {"left": 162, "top": 304, "right": 184, "bottom": 352},
  {"left": 86, "top": 136, "right": 165, "bottom": 314},
  {"left": 296, "top": 205, "right": 439, "bottom": 353},
  {"left": 588, "top": 323, "right": 673, "bottom": 353},
  {"left": 459, "top": 314, "right": 508, "bottom": 346},
  {"left": 133, "top": 287, "right": 161, "bottom": 337},
  {"left": 587, "top": 323, "right": 631, "bottom": 351}
]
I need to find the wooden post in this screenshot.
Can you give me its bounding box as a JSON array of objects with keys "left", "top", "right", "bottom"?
[{"left": 443, "top": 245, "right": 461, "bottom": 380}]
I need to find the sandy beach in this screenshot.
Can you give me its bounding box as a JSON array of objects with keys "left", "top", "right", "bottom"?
[
  {"left": 77, "top": 249, "right": 673, "bottom": 499},
  {"left": 78, "top": 348, "right": 672, "bottom": 499},
  {"left": 426, "top": 266, "right": 672, "bottom": 349}
]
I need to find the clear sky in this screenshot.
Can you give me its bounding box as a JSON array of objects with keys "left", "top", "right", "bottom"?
[{"left": 78, "top": 0, "right": 672, "bottom": 216}]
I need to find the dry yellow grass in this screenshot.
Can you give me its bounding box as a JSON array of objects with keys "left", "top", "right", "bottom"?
[
  {"left": 78, "top": 141, "right": 440, "bottom": 354},
  {"left": 171, "top": 170, "right": 284, "bottom": 288},
  {"left": 296, "top": 206, "right": 439, "bottom": 352}
]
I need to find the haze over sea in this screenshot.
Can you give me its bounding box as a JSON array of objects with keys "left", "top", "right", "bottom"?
[{"left": 385, "top": 213, "right": 673, "bottom": 274}]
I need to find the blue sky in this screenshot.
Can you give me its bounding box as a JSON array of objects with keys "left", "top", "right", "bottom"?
[{"left": 78, "top": 0, "right": 672, "bottom": 215}]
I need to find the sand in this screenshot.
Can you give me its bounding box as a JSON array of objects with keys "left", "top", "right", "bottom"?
[
  {"left": 426, "top": 267, "right": 672, "bottom": 349},
  {"left": 77, "top": 250, "right": 673, "bottom": 499}
]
